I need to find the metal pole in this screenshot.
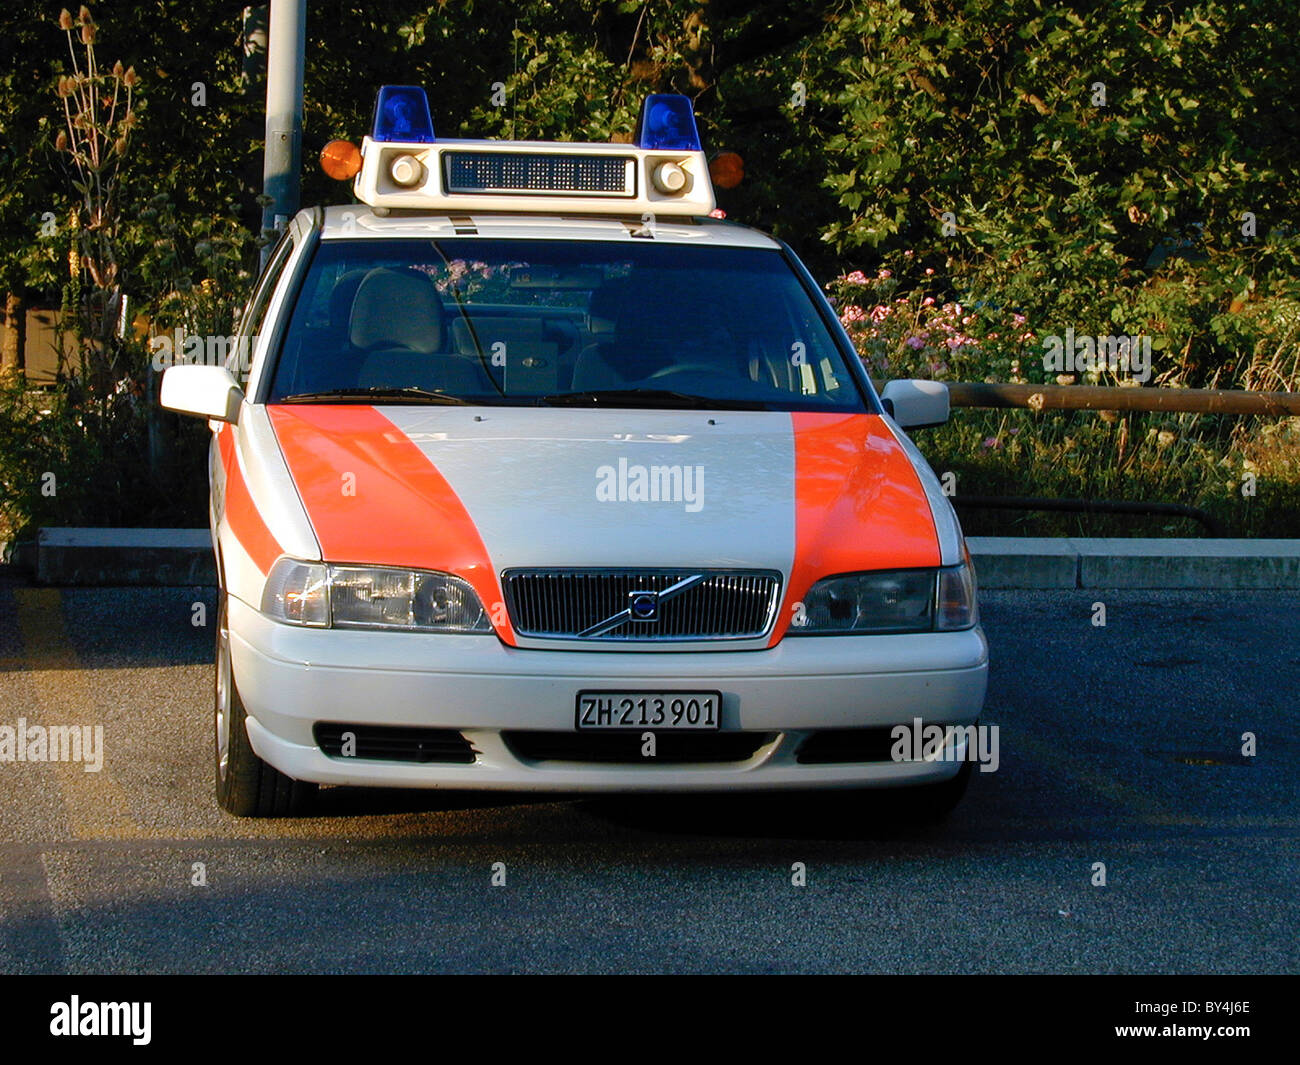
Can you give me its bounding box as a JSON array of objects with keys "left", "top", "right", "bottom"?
[{"left": 260, "top": 0, "right": 305, "bottom": 268}]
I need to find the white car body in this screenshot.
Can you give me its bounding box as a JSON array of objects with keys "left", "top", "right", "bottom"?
[{"left": 164, "top": 98, "right": 988, "bottom": 813}]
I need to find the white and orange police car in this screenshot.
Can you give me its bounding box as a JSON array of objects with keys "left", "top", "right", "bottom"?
[{"left": 162, "top": 87, "right": 988, "bottom": 817}]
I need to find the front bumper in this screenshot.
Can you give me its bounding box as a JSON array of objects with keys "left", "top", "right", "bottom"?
[{"left": 229, "top": 596, "right": 990, "bottom": 792}]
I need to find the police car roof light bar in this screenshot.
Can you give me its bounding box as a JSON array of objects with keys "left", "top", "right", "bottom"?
[{"left": 350, "top": 86, "right": 715, "bottom": 216}]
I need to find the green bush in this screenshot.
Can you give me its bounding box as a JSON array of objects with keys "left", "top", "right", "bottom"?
[
  {"left": 0, "top": 368, "right": 209, "bottom": 542},
  {"left": 912, "top": 406, "right": 1300, "bottom": 538},
  {"left": 3, "top": 2, "right": 1298, "bottom": 538},
  {"left": 816, "top": 0, "right": 1300, "bottom": 387}
]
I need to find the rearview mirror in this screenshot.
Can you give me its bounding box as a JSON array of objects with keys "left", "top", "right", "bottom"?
[
  {"left": 160, "top": 365, "right": 243, "bottom": 424},
  {"left": 880, "top": 379, "right": 949, "bottom": 429}
]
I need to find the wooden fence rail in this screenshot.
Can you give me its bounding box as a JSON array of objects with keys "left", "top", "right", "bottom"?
[{"left": 938, "top": 381, "right": 1300, "bottom": 416}]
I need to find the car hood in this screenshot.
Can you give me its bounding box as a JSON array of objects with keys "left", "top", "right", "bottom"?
[{"left": 268, "top": 405, "right": 941, "bottom": 643}]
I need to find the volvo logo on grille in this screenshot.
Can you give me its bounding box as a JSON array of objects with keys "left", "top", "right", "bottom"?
[
  {"left": 578, "top": 573, "right": 707, "bottom": 637},
  {"left": 629, "top": 590, "right": 659, "bottom": 622}
]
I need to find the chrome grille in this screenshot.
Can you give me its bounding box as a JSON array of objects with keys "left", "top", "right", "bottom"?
[{"left": 503, "top": 569, "right": 781, "bottom": 641}]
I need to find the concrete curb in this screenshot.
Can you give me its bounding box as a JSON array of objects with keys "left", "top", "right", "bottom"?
[
  {"left": 5, "top": 528, "right": 1300, "bottom": 590},
  {"left": 33, "top": 528, "right": 216, "bottom": 587},
  {"left": 969, "top": 536, "right": 1300, "bottom": 590}
]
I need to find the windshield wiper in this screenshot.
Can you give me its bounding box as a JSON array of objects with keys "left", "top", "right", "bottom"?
[
  {"left": 278, "top": 387, "right": 473, "bottom": 405},
  {"left": 539, "top": 389, "right": 764, "bottom": 410}
]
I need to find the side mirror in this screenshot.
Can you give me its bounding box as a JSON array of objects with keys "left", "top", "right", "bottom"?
[
  {"left": 880, "top": 378, "right": 949, "bottom": 429},
  {"left": 160, "top": 365, "right": 243, "bottom": 424}
]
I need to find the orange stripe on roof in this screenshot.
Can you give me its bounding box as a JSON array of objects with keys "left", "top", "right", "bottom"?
[
  {"left": 770, "top": 412, "right": 940, "bottom": 645},
  {"left": 218, "top": 426, "right": 282, "bottom": 575},
  {"left": 268, "top": 405, "right": 514, "bottom": 643}
]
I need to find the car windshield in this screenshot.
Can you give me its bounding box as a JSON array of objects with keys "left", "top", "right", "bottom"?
[{"left": 267, "top": 237, "right": 866, "bottom": 410}]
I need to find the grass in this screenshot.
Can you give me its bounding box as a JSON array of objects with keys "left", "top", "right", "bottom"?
[
  {"left": 828, "top": 267, "right": 1300, "bottom": 538},
  {"left": 914, "top": 406, "right": 1300, "bottom": 538}
]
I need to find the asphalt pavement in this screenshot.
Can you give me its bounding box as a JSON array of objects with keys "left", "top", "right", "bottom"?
[{"left": 0, "top": 571, "right": 1295, "bottom": 973}]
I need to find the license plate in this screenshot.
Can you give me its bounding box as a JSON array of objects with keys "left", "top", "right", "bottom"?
[{"left": 576, "top": 691, "right": 721, "bottom": 730}]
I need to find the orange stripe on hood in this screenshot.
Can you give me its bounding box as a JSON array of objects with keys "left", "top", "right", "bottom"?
[
  {"left": 218, "top": 426, "right": 282, "bottom": 575},
  {"left": 770, "top": 412, "right": 940, "bottom": 645},
  {"left": 268, "top": 405, "right": 514, "bottom": 642}
]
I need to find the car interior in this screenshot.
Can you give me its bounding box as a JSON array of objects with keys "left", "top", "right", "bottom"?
[{"left": 272, "top": 251, "right": 853, "bottom": 405}]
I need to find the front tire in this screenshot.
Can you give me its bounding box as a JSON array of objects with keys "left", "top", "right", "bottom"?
[
  {"left": 854, "top": 757, "right": 973, "bottom": 826},
  {"left": 214, "top": 589, "right": 315, "bottom": 817},
  {"left": 902, "top": 756, "right": 972, "bottom": 822}
]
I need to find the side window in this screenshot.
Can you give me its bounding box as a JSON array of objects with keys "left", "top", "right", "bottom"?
[{"left": 230, "top": 231, "right": 296, "bottom": 379}]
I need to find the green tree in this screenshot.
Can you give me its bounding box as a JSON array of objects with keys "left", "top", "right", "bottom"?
[{"left": 818, "top": 0, "right": 1300, "bottom": 383}]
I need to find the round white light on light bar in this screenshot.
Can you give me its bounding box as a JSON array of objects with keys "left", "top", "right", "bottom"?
[
  {"left": 651, "top": 161, "right": 687, "bottom": 194},
  {"left": 389, "top": 154, "right": 424, "bottom": 187}
]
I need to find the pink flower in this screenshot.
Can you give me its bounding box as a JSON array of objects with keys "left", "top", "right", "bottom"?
[
  {"left": 840, "top": 305, "right": 866, "bottom": 323},
  {"left": 878, "top": 269, "right": 892, "bottom": 279},
  {"left": 906, "top": 336, "right": 925, "bottom": 349},
  {"left": 922, "top": 297, "right": 935, "bottom": 307},
  {"left": 843, "top": 270, "right": 869, "bottom": 284},
  {"left": 981, "top": 436, "right": 1002, "bottom": 450},
  {"left": 924, "top": 267, "right": 935, "bottom": 275}
]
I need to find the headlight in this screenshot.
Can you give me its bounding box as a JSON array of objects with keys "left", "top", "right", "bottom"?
[
  {"left": 790, "top": 562, "right": 977, "bottom": 635},
  {"left": 936, "top": 558, "right": 978, "bottom": 631},
  {"left": 261, "top": 559, "right": 330, "bottom": 626},
  {"left": 261, "top": 559, "right": 492, "bottom": 633},
  {"left": 330, "top": 565, "right": 490, "bottom": 632}
]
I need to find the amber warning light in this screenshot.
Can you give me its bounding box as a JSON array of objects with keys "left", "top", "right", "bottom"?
[{"left": 321, "top": 140, "right": 362, "bottom": 181}]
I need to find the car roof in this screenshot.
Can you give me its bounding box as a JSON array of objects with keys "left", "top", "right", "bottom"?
[{"left": 315, "top": 205, "right": 782, "bottom": 250}]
